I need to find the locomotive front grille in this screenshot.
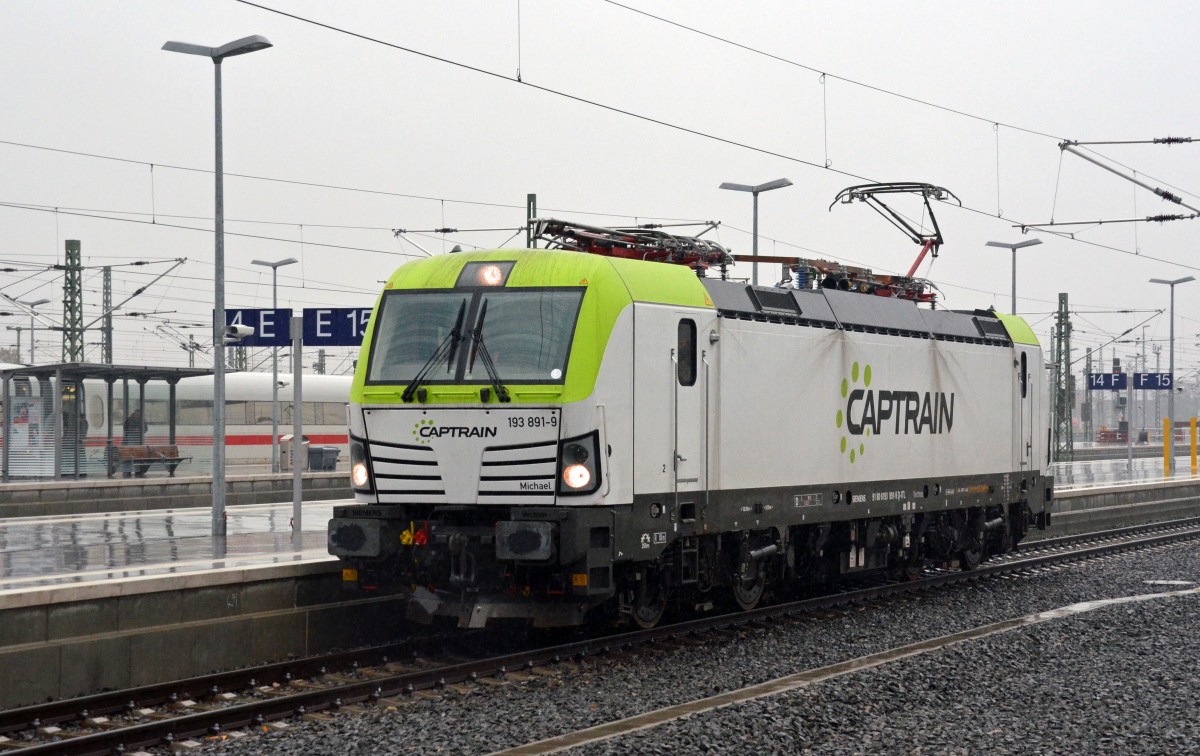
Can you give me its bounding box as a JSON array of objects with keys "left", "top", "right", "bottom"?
[
  {"left": 362, "top": 408, "right": 562, "bottom": 505},
  {"left": 368, "top": 440, "right": 445, "bottom": 503},
  {"left": 478, "top": 440, "right": 558, "bottom": 500}
]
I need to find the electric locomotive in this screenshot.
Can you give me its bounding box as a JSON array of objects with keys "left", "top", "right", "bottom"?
[{"left": 329, "top": 187, "right": 1053, "bottom": 628}]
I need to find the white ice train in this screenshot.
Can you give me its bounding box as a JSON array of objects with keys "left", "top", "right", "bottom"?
[{"left": 0, "top": 366, "right": 352, "bottom": 476}]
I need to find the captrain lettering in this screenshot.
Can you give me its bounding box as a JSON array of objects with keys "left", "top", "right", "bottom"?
[{"left": 846, "top": 389, "right": 954, "bottom": 436}]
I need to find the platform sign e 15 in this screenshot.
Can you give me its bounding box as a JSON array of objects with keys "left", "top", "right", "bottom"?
[
  {"left": 1087, "top": 373, "right": 1127, "bottom": 390},
  {"left": 302, "top": 308, "right": 373, "bottom": 347},
  {"left": 1133, "top": 372, "right": 1174, "bottom": 390},
  {"left": 224, "top": 308, "right": 293, "bottom": 347}
]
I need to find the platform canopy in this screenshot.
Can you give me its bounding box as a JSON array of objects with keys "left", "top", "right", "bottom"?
[
  {"left": 0, "top": 362, "right": 212, "bottom": 384},
  {"left": 1, "top": 362, "right": 214, "bottom": 481}
]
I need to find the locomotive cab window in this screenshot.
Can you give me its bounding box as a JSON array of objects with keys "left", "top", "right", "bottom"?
[
  {"left": 366, "top": 287, "right": 584, "bottom": 385},
  {"left": 677, "top": 319, "right": 697, "bottom": 386}
]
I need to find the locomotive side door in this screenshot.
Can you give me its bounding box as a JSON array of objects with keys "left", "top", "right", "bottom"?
[
  {"left": 632, "top": 304, "right": 714, "bottom": 509},
  {"left": 1017, "top": 348, "right": 1033, "bottom": 470}
]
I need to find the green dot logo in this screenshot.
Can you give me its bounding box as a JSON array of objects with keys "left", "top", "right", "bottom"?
[
  {"left": 413, "top": 419, "right": 435, "bottom": 446},
  {"left": 837, "top": 362, "right": 873, "bottom": 464}
]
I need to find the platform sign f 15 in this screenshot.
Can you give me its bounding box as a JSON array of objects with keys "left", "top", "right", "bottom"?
[{"left": 1133, "top": 373, "right": 1173, "bottom": 390}]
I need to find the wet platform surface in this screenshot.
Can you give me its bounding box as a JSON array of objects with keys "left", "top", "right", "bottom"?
[
  {"left": 0, "top": 501, "right": 343, "bottom": 595},
  {"left": 1054, "top": 455, "right": 1200, "bottom": 489}
]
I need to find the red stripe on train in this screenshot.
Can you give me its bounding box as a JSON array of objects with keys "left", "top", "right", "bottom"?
[{"left": 73, "top": 434, "right": 349, "bottom": 447}]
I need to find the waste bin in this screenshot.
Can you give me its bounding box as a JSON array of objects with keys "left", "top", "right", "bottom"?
[
  {"left": 309, "top": 445, "right": 340, "bottom": 472},
  {"left": 280, "top": 434, "right": 311, "bottom": 471}
]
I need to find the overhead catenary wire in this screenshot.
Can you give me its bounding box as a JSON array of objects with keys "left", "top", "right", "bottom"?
[
  {"left": 0, "top": 139, "right": 708, "bottom": 224},
  {"left": 597, "top": 0, "right": 1065, "bottom": 141},
  {"left": 229, "top": 0, "right": 1200, "bottom": 279}
]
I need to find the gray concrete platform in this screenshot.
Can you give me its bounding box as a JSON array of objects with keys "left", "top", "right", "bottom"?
[{"left": 0, "top": 499, "right": 410, "bottom": 709}]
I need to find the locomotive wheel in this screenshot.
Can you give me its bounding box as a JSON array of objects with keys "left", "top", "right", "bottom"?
[
  {"left": 731, "top": 564, "right": 766, "bottom": 611},
  {"left": 959, "top": 543, "right": 983, "bottom": 571},
  {"left": 631, "top": 571, "right": 668, "bottom": 629}
]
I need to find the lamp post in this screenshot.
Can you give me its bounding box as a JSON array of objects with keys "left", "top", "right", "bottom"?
[
  {"left": 251, "top": 257, "right": 298, "bottom": 473},
  {"left": 985, "top": 238, "right": 1042, "bottom": 314},
  {"left": 1150, "top": 275, "right": 1194, "bottom": 475},
  {"left": 164, "top": 34, "right": 273, "bottom": 538},
  {"left": 719, "top": 178, "right": 792, "bottom": 286},
  {"left": 19, "top": 298, "right": 51, "bottom": 364}
]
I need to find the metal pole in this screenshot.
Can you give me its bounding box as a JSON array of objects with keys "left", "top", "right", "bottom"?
[
  {"left": 1141, "top": 327, "right": 1147, "bottom": 434},
  {"left": 2, "top": 375, "right": 9, "bottom": 482},
  {"left": 1168, "top": 284, "right": 1177, "bottom": 475},
  {"left": 751, "top": 190, "right": 760, "bottom": 287},
  {"left": 212, "top": 58, "right": 227, "bottom": 538},
  {"left": 1011, "top": 248, "right": 1017, "bottom": 314},
  {"left": 291, "top": 315, "right": 303, "bottom": 547},
  {"left": 271, "top": 267, "right": 280, "bottom": 473},
  {"left": 29, "top": 312, "right": 35, "bottom": 364}
]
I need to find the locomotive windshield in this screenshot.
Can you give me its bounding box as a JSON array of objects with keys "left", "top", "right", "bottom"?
[{"left": 366, "top": 287, "right": 584, "bottom": 385}]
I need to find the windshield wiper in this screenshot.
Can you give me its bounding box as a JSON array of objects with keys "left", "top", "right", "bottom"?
[
  {"left": 402, "top": 301, "right": 466, "bottom": 403},
  {"left": 467, "top": 300, "right": 511, "bottom": 403}
]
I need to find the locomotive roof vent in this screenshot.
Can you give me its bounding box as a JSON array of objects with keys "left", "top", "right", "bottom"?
[{"left": 749, "top": 286, "right": 802, "bottom": 315}]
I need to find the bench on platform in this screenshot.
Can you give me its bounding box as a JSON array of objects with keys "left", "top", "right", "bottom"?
[{"left": 113, "top": 445, "right": 192, "bottom": 477}]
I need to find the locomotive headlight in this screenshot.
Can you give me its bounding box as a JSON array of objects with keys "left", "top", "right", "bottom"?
[
  {"left": 352, "top": 461, "right": 370, "bottom": 488},
  {"left": 350, "top": 436, "right": 374, "bottom": 493},
  {"left": 479, "top": 264, "right": 505, "bottom": 286},
  {"left": 455, "top": 260, "right": 515, "bottom": 288},
  {"left": 563, "top": 463, "right": 591, "bottom": 489},
  {"left": 557, "top": 431, "right": 601, "bottom": 496}
]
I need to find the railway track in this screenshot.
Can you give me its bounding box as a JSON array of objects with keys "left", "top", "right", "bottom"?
[{"left": 3, "top": 517, "right": 1199, "bottom": 755}]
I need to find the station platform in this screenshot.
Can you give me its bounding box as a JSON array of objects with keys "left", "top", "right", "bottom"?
[
  {"left": 0, "top": 496, "right": 414, "bottom": 709},
  {"left": 0, "top": 500, "right": 340, "bottom": 602}
]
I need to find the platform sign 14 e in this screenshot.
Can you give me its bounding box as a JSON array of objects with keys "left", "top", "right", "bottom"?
[
  {"left": 224, "top": 308, "right": 294, "bottom": 347},
  {"left": 222, "top": 308, "right": 371, "bottom": 347}
]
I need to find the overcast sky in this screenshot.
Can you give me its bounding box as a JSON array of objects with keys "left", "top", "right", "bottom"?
[{"left": 3, "top": 1, "right": 1200, "bottom": 378}]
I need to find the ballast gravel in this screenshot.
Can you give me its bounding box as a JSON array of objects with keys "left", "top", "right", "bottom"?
[{"left": 203, "top": 540, "right": 1200, "bottom": 755}]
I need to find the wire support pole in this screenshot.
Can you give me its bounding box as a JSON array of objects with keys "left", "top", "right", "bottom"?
[
  {"left": 1060, "top": 144, "right": 1200, "bottom": 214},
  {"left": 1016, "top": 213, "right": 1199, "bottom": 230},
  {"left": 1063, "top": 137, "right": 1193, "bottom": 146}
]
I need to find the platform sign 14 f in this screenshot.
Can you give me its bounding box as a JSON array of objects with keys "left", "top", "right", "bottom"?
[{"left": 1087, "top": 373, "right": 1127, "bottom": 390}]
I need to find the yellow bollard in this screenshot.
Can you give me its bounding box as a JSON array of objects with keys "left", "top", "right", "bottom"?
[
  {"left": 1164, "top": 418, "right": 1172, "bottom": 474},
  {"left": 1192, "top": 418, "right": 1197, "bottom": 475}
]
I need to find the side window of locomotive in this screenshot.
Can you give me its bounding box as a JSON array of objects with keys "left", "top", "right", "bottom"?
[
  {"left": 1019, "top": 352, "right": 1027, "bottom": 398},
  {"left": 677, "top": 319, "right": 697, "bottom": 387}
]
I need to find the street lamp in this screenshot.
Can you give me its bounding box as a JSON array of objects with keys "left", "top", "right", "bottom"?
[
  {"left": 1150, "top": 275, "right": 1194, "bottom": 475},
  {"left": 19, "top": 298, "right": 51, "bottom": 364},
  {"left": 719, "top": 178, "right": 792, "bottom": 286},
  {"left": 164, "top": 34, "right": 273, "bottom": 538},
  {"left": 251, "top": 257, "right": 298, "bottom": 473},
  {"left": 985, "top": 238, "right": 1042, "bottom": 314}
]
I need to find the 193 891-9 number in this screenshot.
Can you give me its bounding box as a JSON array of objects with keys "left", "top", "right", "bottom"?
[{"left": 508, "top": 415, "right": 558, "bottom": 428}]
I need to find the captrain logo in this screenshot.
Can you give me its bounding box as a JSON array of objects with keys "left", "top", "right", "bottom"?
[
  {"left": 411, "top": 418, "right": 498, "bottom": 446},
  {"left": 412, "top": 419, "right": 434, "bottom": 446},
  {"left": 835, "top": 361, "right": 955, "bottom": 463}
]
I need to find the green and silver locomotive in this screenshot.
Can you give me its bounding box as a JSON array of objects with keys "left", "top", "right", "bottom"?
[{"left": 329, "top": 212, "right": 1052, "bottom": 628}]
